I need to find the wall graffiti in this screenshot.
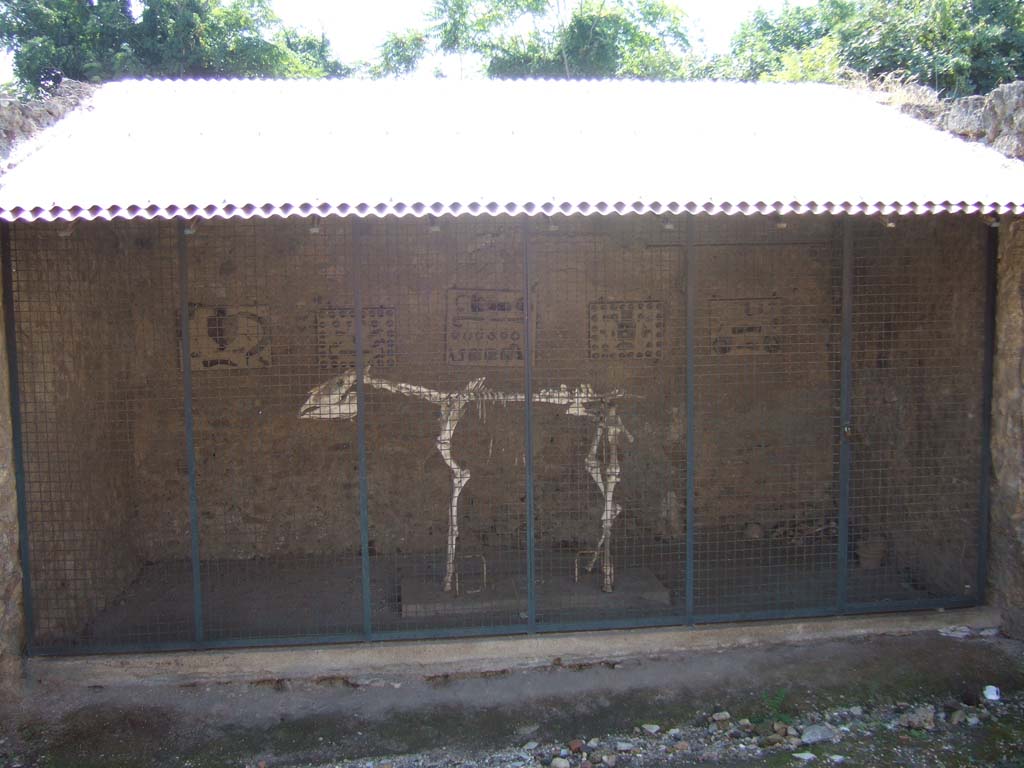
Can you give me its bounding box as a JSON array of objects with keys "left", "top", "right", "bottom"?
[
  {"left": 588, "top": 300, "right": 664, "bottom": 361},
  {"left": 316, "top": 306, "right": 397, "bottom": 370},
  {"left": 707, "top": 296, "right": 783, "bottom": 355},
  {"left": 187, "top": 304, "right": 271, "bottom": 370},
  {"left": 446, "top": 288, "right": 530, "bottom": 366}
]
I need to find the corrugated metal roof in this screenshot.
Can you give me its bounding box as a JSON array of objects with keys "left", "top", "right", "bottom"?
[{"left": 1, "top": 78, "right": 1023, "bottom": 223}]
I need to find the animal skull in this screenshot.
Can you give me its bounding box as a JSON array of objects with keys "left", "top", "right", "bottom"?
[{"left": 299, "top": 369, "right": 359, "bottom": 419}]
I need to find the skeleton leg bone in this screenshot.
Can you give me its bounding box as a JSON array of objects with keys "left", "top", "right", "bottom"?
[
  {"left": 584, "top": 419, "right": 607, "bottom": 496},
  {"left": 438, "top": 405, "right": 471, "bottom": 593},
  {"left": 585, "top": 406, "right": 624, "bottom": 592},
  {"left": 438, "top": 379, "right": 485, "bottom": 593},
  {"left": 584, "top": 415, "right": 607, "bottom": 578}
]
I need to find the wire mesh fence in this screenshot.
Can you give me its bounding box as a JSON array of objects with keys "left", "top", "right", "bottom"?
[
  {"left": 2, "top": 213, "right": 991, "bottom": 654},
  {"left": 692, "top": 218, "right": 841, "bottom": 619}
]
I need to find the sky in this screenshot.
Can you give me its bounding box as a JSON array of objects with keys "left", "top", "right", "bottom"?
[{"left": 0, "top": 0, "right": 817, "bottom": 85}]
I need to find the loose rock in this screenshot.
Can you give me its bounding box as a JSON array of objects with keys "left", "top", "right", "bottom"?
[
  {"left": 640, "top": 723, "right": 660, "bottom": 735},
  {"left": 801, "top": 724, "right": 837, "bottom": 745},
  {"left": 938, "top": 625, "right": 972, "bottom": 639},
  {"left": 615, "top": 742, "right": 635, "bottom": 752},
  {"left": 899, "top": 705, "right": 936, "bottom": 730},
  {"left": 793, "top": 753, "right": 817, "bottom": 762},
  {"left": 551, "top": 758, "right": 571, "bottom": 768}
]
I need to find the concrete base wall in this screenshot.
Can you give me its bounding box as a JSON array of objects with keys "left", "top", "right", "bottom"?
[{"left": 22, "top": 605, "right": 1003, "bottom": 688}]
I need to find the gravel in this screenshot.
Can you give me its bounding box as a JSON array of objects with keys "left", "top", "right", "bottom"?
[{"left": 280, "top": 688, "right": 1024, "bottom": 768}]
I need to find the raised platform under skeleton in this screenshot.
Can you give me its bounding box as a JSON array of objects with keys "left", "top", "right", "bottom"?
[{"left": 400, "top": 567, "right": 671, "bottom": 618}]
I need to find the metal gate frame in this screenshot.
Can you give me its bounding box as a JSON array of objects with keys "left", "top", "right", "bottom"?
[{"left": 1, "top": 214, "right": 997, "bottom": 656}]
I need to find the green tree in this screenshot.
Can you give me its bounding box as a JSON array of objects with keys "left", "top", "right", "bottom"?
[
  {"left": 372, "top": 30, "right": 429, "bottom": 78},
  {"left": 837, "top": 0, "right": 1024, "bottom": 94},
  {"left": 720, "top": 1, "right": 853, "bottom": 81},
  {"left": 0, "top": 0, "right": 138, "bottom": 91},
  {"left": 720, "top": 0, "right": 1024, "bottom": 95},
  {"left": 763, "top": 34, "right": 846, "bottom": 83},
  {"left": 427, "top": 0, "right": 690, "bottom": 79},
  {"left": 279, "top": 30, "right": 353, "bottom": 79},
  {"left": 0, "top": 0, "right": 350, "bottom": 92}
]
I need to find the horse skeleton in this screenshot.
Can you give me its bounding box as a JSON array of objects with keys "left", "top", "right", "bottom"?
[{"left": 299, "top": 368, "right": 633, "bottom": 593}]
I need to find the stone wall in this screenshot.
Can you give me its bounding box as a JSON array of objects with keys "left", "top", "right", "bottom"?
[
  {"left": 991, "top": 216, "right": 1024, "bottom": 636},
  {"left": 0, "top": 226, "right": 21, "bottom": 689},
  {"left": 900, "top": 83, "right": 1024, "bottom": 631},
  {"left": 939, "top": 82, "right": 1024, "bottom": 159},
  {"left": 0, "top": 81, "right": 95, "bottom": 170}
]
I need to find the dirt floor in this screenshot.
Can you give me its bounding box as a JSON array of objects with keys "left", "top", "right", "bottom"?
[{"left": 3, "top": 629, "right": 1024, "bottom": 768}]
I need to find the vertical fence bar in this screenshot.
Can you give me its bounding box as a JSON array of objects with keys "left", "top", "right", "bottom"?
[
  {"left": 522, "top": 217, "right": 536, "bottom": 632},
  {"left": 837, "top": 216, "right": 854, "bottom": 612},
  {"left": 177, "top": 221, "right": 204, "bottom": 644},
  {"left": 1, "top": 221, "right": 36, "bottom": 654},
  {"left": 976, "top": 221, "right": 998, "bottom": 604},
  {"left": 352, "top": 221, "right": 373, "bottom": 639},
  {"left": 684, "top": 216, "right": 696, "bottom": 624}
]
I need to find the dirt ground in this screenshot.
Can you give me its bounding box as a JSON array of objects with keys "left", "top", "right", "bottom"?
[{"left": 2, "top": 629, "right": 1024, "bottom": 768}]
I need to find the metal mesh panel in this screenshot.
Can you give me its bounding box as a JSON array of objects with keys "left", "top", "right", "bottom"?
[
  {"left": 692, "top": 218, "right": 841, "bottom": 617},
  {"left": 9, "top": 220, "right": 192, "bottom": 651},
  {"left": 847, "top": 217, "right": 986, "bottom": 607},
  {"left": 531, "top": 216, "right": 686, "bottom": 626},
  {"left": 360, "top": 217, "right": 528, "bottom": 634},
  {"left": 189, "top": 217, "right": 363, "bottom": 642},
  {"left": 4, "top": 213, "right": 991, "bottom": 654}
]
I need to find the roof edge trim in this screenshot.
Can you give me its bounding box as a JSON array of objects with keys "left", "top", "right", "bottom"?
[{"left": 2, "top": 200, "right": 1022, "bottom": 223}]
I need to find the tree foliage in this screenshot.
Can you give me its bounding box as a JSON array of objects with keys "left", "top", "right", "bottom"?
[
  {"left": 0, "top": 0, "right": 350, "bottom": 92},
  {"left": 429, "top": 0, "right": 690, "bottom": 79},
  {"left": 372, "top": 30, "right": 429, "bottom": 78},
  {"left": 5, "top": 0, "right": 1023, "bottom": 94},
  {"left": 720, "top": 0, "right": 1024, "bottom": 96}
]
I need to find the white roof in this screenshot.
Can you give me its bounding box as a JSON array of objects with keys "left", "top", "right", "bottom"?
[{"left": 1, "top": 78, "right": 1023, "bottom": 222}]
